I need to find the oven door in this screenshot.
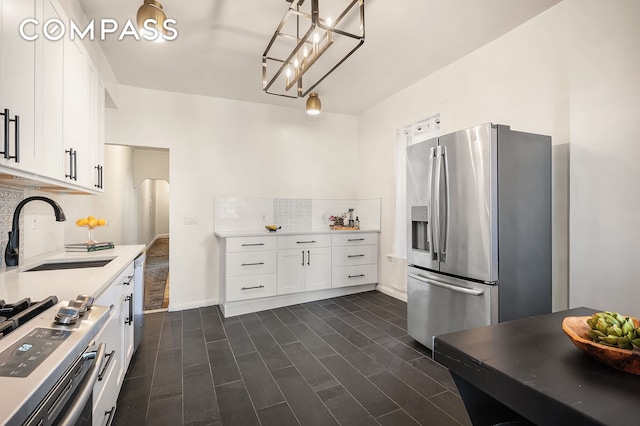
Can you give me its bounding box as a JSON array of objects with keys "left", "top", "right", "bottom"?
[{"left": 25, "top": 343, "right": 106, "bottom": 426}]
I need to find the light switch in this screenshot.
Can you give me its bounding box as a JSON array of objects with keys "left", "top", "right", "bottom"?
[{"left": 184, "top": 216, "right": 198, "bottom": 225}]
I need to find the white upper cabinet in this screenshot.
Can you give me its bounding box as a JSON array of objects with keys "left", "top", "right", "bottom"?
[
  {"left": 0, "top": 0, "right": 38, "bottom": 172},
  {"left": 36, "top": 0, "right": 64, "bottom": 179},
  {"left": 62, "top": 35, "right": 87, "bottom": 185},
  {"left": 0, "top": 0, "right": 105, "bottom": 193}
]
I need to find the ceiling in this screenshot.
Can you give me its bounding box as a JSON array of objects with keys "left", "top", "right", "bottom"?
[{"left": 78, "top": 0, "right": 562, "bottom": 115}]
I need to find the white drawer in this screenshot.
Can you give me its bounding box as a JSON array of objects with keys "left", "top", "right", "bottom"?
[
  {"left": 226, "top": 274, "right": 277, "bottom": 302},
  {"left": 332, "top": 244, "right": 378, "bottom": 267},
  {"left": 226, "top": 236, "right": 277, "bottom": 252},
  {"left": 92, "top": 304, "right": 122, "bottom": 419},
  {"left": 278, "top": 234, "right": 331, "bottom": 250},
  {"left": 113, "top": 263, "right": 135, "bottom": 296},
  {"left": 226, "top": 251, "right": 276, "bottom": 277},
  {"left": 332, "top": 264, "right": 378, "bottom": 288},
  {"left": 331, "top": 232, "right": 378, "bottom": 247}
]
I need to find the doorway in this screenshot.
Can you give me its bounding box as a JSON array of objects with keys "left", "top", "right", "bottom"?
[
  {"left": 136, "top": 177, "right": 170, "bottom": 311},
  {"left": 131, "top": 147, "right": 170, "bottom": 311}
]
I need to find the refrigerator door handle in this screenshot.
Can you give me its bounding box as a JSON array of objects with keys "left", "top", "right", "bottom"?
[
  {"left": 433, "top": 146, "right": 443, "bottom": 261},
  {"left": 408, "top": 273, "right": 484, "bottom": 296},
  {"left": 441, "top": 146, "right": 449, "bottom": 262},
  {"left": 429, "top": 147, "right": 438, "bottom": 260}
]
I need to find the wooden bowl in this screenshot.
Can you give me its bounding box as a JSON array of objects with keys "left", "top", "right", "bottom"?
[{"left": 562, "top": 316, "right": 640, "bottom": 375}]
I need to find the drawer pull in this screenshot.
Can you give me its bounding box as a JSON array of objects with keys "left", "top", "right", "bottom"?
[
  {"left": 348, "top": 274, "right": 365, "bottom": 278},
  {"left": 98, "top": 350, "right": 116, "bottom": 381},
  {"left": 348, "top": 254, "right": 365, "bottom": 258},
  {"left": 347, "top": 238, "right": 365, "bottom": 242},
  {"left": 105, "top": 406, "right": 116, "bottom": 426},
  {"left": 296, "top": 240, "right": 316, "bottom": 244},
  {"left": 241, "top": 285, "right": 265, "bottom": 290},
  {"left": 241, "top": 262, "right": 265, "bottom": 266},
  {"left": 241, "top": 243, "right": 265, "bottom": 246}
]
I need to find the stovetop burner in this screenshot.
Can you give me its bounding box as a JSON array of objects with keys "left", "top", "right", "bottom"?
[{"left": 0, "top": 297, "right": 59, "bottom": 339}]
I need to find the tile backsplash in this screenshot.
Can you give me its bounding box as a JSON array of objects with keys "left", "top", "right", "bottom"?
[
  {"left": 215, "top": 197, "right": 381, "bottom": 233},
  {"left": 0, "top": 184, "right": 65, "bottom": 267},
  {"left": 0, "top": 185, "right": 24, "bottom": 262}
]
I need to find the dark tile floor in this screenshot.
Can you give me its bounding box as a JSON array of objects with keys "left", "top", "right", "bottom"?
[{"left": 113, "top": 291, "right": 471, "bottom": 426}]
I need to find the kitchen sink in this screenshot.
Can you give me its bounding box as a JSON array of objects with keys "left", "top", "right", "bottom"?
[{"left": 24, "top": 258, "right": 114, "bottom": 272}]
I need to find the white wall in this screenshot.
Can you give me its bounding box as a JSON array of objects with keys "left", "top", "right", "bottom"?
[
  {"left": 155, "top": 180, "right": 170, "bottom": 235},
  {"left": 133, "top": 148, "right": 170, "bottom": 187},
  {"left": 568, "top": 1, "right": 640, "bottom": 317},
  {"left": 135, "top": 179, "right": 154, "bottom": 245},
  {"left": 357, "top": 0, "right": 640, "bottom": 316},
  {"left": 134, "top": 178, "right": 169, "bottom": 244},
  {"left": 106, "top": 87, "right": 359, "bottom": 310}
]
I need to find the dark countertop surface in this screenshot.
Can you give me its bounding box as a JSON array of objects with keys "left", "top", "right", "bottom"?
[{"left": 434, "top": 307, "right": 640, "bottom": 426}]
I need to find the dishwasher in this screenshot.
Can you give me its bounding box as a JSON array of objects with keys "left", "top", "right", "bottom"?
[{"left": 133, "top": 252, "right": 146, "bottom": 351}]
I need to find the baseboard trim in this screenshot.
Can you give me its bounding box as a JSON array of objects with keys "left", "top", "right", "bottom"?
[
  {"left": 220, "top": 284, "right": 376, "bottom": 317},
  {"left": 376, "top": 284, "right": 407, "bottom": 302},
  {"left": 168, "top": 298, "right": 219, "bottom": 312},
  {"left": 146, "top": 234, "right": 169, "bottom": 250}
]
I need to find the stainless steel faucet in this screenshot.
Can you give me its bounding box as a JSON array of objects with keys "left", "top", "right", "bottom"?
[{"left": 4, "top": 196, "right": 66, "bottom": 267}]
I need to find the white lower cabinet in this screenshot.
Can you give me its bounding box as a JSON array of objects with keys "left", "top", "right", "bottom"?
[
  {"left": 331, "top": 232, "right": 378, "bottom": 288},
  {"left": 219, "top": 231, "right": 379, "bottom": 316},
  {"left": 277, "top": 247, "right": 331, "bottom": 294},
  {"left": 92, "top": 260, "right": 135, "bottom": 426}
]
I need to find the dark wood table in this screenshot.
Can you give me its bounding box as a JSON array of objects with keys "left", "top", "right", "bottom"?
[{"left": 433, "top": 307, "right": 640, "bottom": 426}]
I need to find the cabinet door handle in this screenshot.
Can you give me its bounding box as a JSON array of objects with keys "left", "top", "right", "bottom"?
[
  {"left": 1, "top": 109, "right": 8, "bottom": 159},
  {"left": 241, "top": 285, "right": 265, "bottom": 290},
  {"left": 348, "top": 254, "right": 365, "bottom": 258},
  {"left": 241, "top": 262, "right": 265, "bottom": 266},
  {"left": 65, "top": 148, "right": 75, "bottom": 179},
  {"left": 348, "top": 238, "right": 365, "bottom": 242},
  {"left": 297, "top": 240, "right": 316, "bottom": 244},
  {"left": 9, "top": 115, "right": 19, "bottom": 163},
  {"left": 241, "top": 243, "right": 265, "bottom": 247},
  {"left": 98, "top": 350, "right": 116, "bottom": 381},
  {"left": 95, "top": 165, "right": 101, "bottom": 188},
  {"left": 125, "top": 295, "right": 133, "bottom": 325},
  {"left": 301, "top": 250, "right": 305, "bottom": 266},
  {"left": 307, "top": 250, "right": 310, "bottom": 265},
  {"left": 348, "top": 274, "right": 365, "bottom": 278},
  {"left": 73, "top": 150, "right": 78, "bottom": 180}
]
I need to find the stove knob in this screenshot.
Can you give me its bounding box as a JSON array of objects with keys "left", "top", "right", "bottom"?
[
  {"left": 67, "top": 300, "right": 87, "bottom": 315},
  {"left": 76, "top": 295, "right": 94, "bottom": 309},
  {"left": 55, "top": 307, "right": 80, "bottom": 325}
]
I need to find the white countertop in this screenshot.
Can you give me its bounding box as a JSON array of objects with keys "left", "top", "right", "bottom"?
[
  {"left": 0, "top": 245, "right": 146, "bottom": 303},
  {"left": 214, "top": 229, "right": 380, "bottom": 238}
]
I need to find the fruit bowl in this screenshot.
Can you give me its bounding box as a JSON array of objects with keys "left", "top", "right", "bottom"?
[
  {"left": 76, "top": 216, "right": 107, "bottom": 243},
  {"left": 562, "top": 316, "right": 640, "bottom": 375}
]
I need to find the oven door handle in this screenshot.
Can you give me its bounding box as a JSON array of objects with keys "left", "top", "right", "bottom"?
[{"left": 58, "top": 343, "right": 107, "bottom": 426}]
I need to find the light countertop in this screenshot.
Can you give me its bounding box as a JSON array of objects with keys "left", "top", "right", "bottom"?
[
  {"left": 214, "top": 229, "right": 380, "bottom": 238},
  {"left": 0, "top": 245, "right": 146, "bottom": 303}
]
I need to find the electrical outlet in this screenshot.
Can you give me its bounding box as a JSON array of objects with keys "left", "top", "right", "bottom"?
[
  {"left": 184, "top": 216, "right": 198, "bottom": 225},
  {"left": 261, "top": 214, "right": 267, "bottom": 222}
]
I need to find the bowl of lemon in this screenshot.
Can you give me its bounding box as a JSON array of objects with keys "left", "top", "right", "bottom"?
[{"left": 76, "top": 216, "right": 107, "bottom": 243}]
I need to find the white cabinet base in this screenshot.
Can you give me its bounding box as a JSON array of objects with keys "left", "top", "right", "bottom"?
[{"left": 220, "top": 283, "right": 376, "bottom": 317}]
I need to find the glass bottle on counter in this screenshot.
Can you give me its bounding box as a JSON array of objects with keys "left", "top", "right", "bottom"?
[{"left": 355, "top": 216, "right": 360, "bottom": 228}]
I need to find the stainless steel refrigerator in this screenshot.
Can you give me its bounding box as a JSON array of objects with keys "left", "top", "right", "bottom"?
[{"left": 406, "top": 123, "right": 551, "bottom": 350}]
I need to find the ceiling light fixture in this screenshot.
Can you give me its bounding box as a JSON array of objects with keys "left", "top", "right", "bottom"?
[
  {"left": 137, "top": 0, "right": 167, "bottom": 38},
  {"left": 262, "top": 0, "right": 365, "bottom": 101},
  {"left": 306, "top": 93, "right": 321, "bottom": 115}
]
